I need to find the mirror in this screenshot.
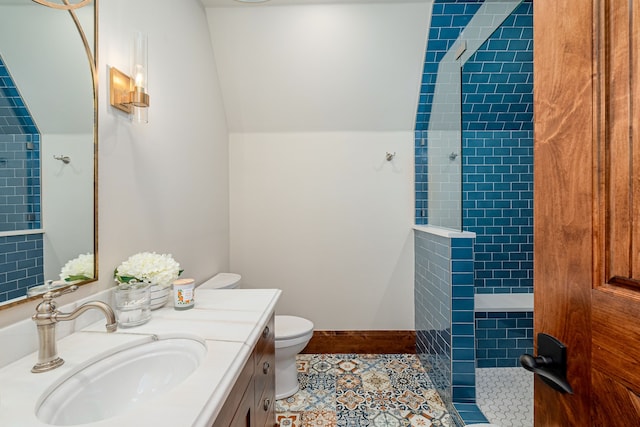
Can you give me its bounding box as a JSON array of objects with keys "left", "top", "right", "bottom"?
[{"left": 0, "top": 0, "right": 97, "bottom": 307}]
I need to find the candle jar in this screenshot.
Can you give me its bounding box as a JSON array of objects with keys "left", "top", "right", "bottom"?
[{"left": 172, "top": 278, "right": 195, "bottom": 310}]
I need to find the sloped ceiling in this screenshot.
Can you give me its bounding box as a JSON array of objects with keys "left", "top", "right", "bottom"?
[{"left": 204, "top": 1, "right": 433, "bottom": 132}]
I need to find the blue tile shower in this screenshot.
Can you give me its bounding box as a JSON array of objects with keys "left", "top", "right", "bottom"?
[
  {"left": 414, "top": 0, "right": 533, "bottom": 424},
  {"left": 0, "top": 54, "right": 44, "bottom": 303}
]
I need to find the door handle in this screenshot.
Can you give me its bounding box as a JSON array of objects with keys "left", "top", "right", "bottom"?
[{"left": 520, "top": 333, "right": 573, "bottom": 394}]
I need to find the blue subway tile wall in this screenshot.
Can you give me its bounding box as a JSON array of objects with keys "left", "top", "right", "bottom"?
[
  {"left": 0, "top": 55, "right": 42, "bottom": 232},
  {"left": 475, "top": 311, "right": 533, "bottom": 367},
  {"left": 415, "top": 230, "right": 453, "bottom": 415},
  {"left": 461, "top": 0, "right": 533, "bottom": 294},
  {"left": 0, "top": 54, "right": 44, "bottom": 303},
  {"left": 415, "top": 230, "right": 483, "bottom": 425},
  {"left": 414, "top": 1, "right": 534, "bottom": 422},
  {"left": 0, "top": 133, "right": 42, "bottom": 232},
  {"left": 450, "top": 237, "right": 476, "bottom": 404},
  {"left": 0, "top": 55, "right": 39, "bottom": 135},
  {"left": 0, "top": 233, "right": 44, "bottom": 302}
]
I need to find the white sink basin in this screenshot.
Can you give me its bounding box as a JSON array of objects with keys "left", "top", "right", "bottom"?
[{"left": 36, "top": 335, "right": 207, "bottom": 426}]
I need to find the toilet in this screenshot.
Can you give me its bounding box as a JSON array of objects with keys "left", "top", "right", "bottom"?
[{"left": 198, "top": 273, "right": 314, "bottom": 400}]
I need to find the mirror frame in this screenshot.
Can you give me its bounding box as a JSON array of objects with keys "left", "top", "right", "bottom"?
[{"left": 0, "top": 0, "right": 98, "bottom": 310}]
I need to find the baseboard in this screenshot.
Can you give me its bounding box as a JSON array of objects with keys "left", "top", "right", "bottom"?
[{"left": 300, "top": 330, "right": 416, "bottom": 354}]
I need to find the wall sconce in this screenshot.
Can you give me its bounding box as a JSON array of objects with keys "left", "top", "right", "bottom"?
[{"left": 109, "top": 32, "right": 149, "bottom": 123}]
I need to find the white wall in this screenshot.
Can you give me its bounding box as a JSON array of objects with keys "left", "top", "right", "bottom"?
[
  {"left": 0, "top": 3, "right": 93, "bottom": 134},
  {"left": 209, "top": 1, "right": 432, "bottom": 330},
  {"left": 0, "top": 0, "right": 230, "bottom": 326},
  {"left": 0, "top": 0, "right": 430, "bottom": 331},
  {"left": 42, "top": 133, "right": 94, "bottom": 281},
  {"left": 206, "top": 2, "right": 431, "bottom": 132},
  {"left": 97, "top": 0, "right": 230, "bottom": 291},
  {"left": 230, "top": 132, "right": 415, "bottom": 330}
]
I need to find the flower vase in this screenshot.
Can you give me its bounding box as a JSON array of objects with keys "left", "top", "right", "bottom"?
[
  {"left": 149, "top": 283, "right": 170, "bottom": 310},
  {"left": 114, "top": 282, "right": 151, "bottom": 327}
]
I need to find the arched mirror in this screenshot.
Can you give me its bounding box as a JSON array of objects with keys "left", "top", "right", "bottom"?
[{"left": 0, "top": 0, "right": 97, "bottom": 308}]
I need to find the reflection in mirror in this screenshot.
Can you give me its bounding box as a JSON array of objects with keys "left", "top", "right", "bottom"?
[{"left": 0, "top": 0, "right": 96, "bottom": 306}]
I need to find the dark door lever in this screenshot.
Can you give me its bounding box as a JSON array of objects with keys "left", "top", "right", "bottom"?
[{"left": 520, "top": 333, "right": 573, "bottom": 394}]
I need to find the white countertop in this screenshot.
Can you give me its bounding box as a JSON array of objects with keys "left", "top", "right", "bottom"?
[{"left": 0, "top": 288, "right": 281, "bottom": 427}]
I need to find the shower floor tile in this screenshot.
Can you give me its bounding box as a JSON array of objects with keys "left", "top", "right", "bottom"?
[
  {"left": 275, "top": 354, "right": 454, "bottom": 426},
  {"left": 475, "top": 367, "right": 533, "bottom": 427}
]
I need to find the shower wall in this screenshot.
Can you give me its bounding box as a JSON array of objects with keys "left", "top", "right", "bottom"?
[
  {"left": 414, "top": 0, "right": 533, "bottom": 421},
  {"left": 415, "top": 0, "right": 483, "bottom": 228},
  {"left": 461, "top": 0, "right": 533, "bottom": 295},
  {"left": 0, "top": 55, "right": 44, "bottom": 302},
  {"left": 415, "top": 228, "right": 486, "bottom": 425},
  {"left": 460, "top": 0, "right": 533, "bottom": 367}
]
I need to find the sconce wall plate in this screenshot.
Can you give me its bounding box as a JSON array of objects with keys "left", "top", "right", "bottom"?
[
  {"left": 110, "top": 67, "right": 133, "bottom": 114},
  {"left": 109, "top": 67, "right": 150, "bottom": 114}
]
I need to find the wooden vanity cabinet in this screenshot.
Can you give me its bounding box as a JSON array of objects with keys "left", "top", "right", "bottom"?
[
  {"left": 211, "top": 314, "right": 275, "bottom": 427},
  {"left": 253, "top": 314, "right": 275, "bottom": 427}
]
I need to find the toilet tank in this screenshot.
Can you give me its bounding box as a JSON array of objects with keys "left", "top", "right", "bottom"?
[{"left": 198, "top": 273, "right": 241, "bottom": 289}]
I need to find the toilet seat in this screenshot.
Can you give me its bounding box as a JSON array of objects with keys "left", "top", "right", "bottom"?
[
  {"left": 276, "top": 315, "right": 314, "bottom": 339},
  {"left": 275, "top": 315, "right": 314, "bottom": 348}
]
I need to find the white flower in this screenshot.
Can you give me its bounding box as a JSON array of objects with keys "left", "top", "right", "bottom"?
[
  {"left": 60, "top": 252, "right": 94, "bottom": 282},
  {"left": 114, "top": 252, "right": 181, "bottom": 288}
]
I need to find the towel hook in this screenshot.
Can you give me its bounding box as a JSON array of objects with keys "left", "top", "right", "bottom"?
[
  {"left": 386, "top": 152, "right": 396, "bottom": 161},
  {"left": 53, "top": 155, "right": 71, "bottom": 164}
]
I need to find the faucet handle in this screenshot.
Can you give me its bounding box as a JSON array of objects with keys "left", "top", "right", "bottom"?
[{"left": 43, "top": 285, "right": 78, "bottom": 301}]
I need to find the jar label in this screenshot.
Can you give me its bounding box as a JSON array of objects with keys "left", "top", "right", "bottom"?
[{"left": 175, "top": 286, "right": 194, "bottom": 306}]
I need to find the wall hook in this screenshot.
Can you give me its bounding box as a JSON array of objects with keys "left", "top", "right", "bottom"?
[
  {"left": 386, "top": 152, "right": 396, "bottom": 161},
  {"left": 53, "top": 155, "right": 71, "bottom": 164}
]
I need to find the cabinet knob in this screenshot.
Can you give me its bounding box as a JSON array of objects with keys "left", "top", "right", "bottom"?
[
  {"left": 263, "top": 398, "right": 270, "bottom": 411},
  {"left": 263, "top": 361, "right": 270, "bottom": 375},
  {"left": 262, "top": 326, "right": 270, "bottom": 338}
]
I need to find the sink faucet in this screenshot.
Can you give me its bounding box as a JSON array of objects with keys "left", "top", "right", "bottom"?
[{"left": 31, "top": 285, "right": 117, "bottom": 373}]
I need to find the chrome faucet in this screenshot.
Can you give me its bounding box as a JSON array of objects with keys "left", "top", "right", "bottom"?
[{"left": 31, "top": 285, "right": 118, "bottom": 373}]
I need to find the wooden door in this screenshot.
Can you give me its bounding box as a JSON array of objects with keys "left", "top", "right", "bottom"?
[{"left": 534, "top": 0, "right": 640, "bottom": 425}]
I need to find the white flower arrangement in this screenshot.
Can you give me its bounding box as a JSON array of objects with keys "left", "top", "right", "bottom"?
[
  {"left": 114, "top": 252, "right": 182, "bottom": 289},
  {"left": 60, "top": 252, "right": 94, "bottom": 282}
]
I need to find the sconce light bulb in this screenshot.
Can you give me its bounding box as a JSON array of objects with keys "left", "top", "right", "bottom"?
[
  {"left": 133, "top": 66, "right": 146, "bottom": 91},
  {"left": 131, "top": 32, "right": 148, "bottom": 91}
]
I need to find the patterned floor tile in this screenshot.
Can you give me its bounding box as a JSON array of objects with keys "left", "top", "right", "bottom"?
[
  {"left": 302, "top": 409, "right": 338, "bottom": 426},
  {"left": 277, "top": 412, "right": 303, "bottom": 427},
  {"left": 276, "top": 354, "right": 454, "bottom": 427},
  {"left": 362, "top": 371, "right": 392, "bottom": 392}
]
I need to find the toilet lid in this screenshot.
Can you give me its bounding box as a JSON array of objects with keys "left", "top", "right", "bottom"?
[{"left": 275, "top": 315, "right": 314, "bottom": 340}]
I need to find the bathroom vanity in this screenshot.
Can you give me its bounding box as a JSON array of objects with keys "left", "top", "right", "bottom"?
[
  {"left": 212, "top": 313, "right": 275, "bottom": 427},
  {"left": 0, "top": 288, "right": 281, "bottom": 427}
]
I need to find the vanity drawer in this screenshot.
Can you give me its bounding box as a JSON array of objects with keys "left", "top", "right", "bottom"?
[
  {"left": 255, "top": 314, "right": 275, "bottom": 427},
  {"left": 254, "top": 350, "right": 274, "bottom": 399},
  {"left": 211, "top": 352, "right": 255, "bottom": 427},
  {"left": 254, "top": 338, "right": 274, "bottom": 398},
  {"left": 254, "top": 347, "right": 275, "bottom": 426},
  {"left": 210, "top": 312, "right": 275, "bottom": 427},
  {"left": 255, "top": 379, "right": 276, "bottom": 427},
  {"left": 255, "top": 314, "right": 275, "bottom": 357}
]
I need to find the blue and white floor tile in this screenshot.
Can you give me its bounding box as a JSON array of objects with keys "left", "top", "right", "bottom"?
[{"left": 276, "top": 354, "right": 454, "bottom": 427}]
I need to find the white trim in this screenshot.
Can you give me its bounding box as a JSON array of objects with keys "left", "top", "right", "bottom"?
[
  {"left": 0, "top": 229, "right": 44, "bottom": 238},
  {"left": 413, "top": 225, "right": 475, "bottom": 239},
  {"left": 475, "top": 293, "right": 533, "bottom": 312}
]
